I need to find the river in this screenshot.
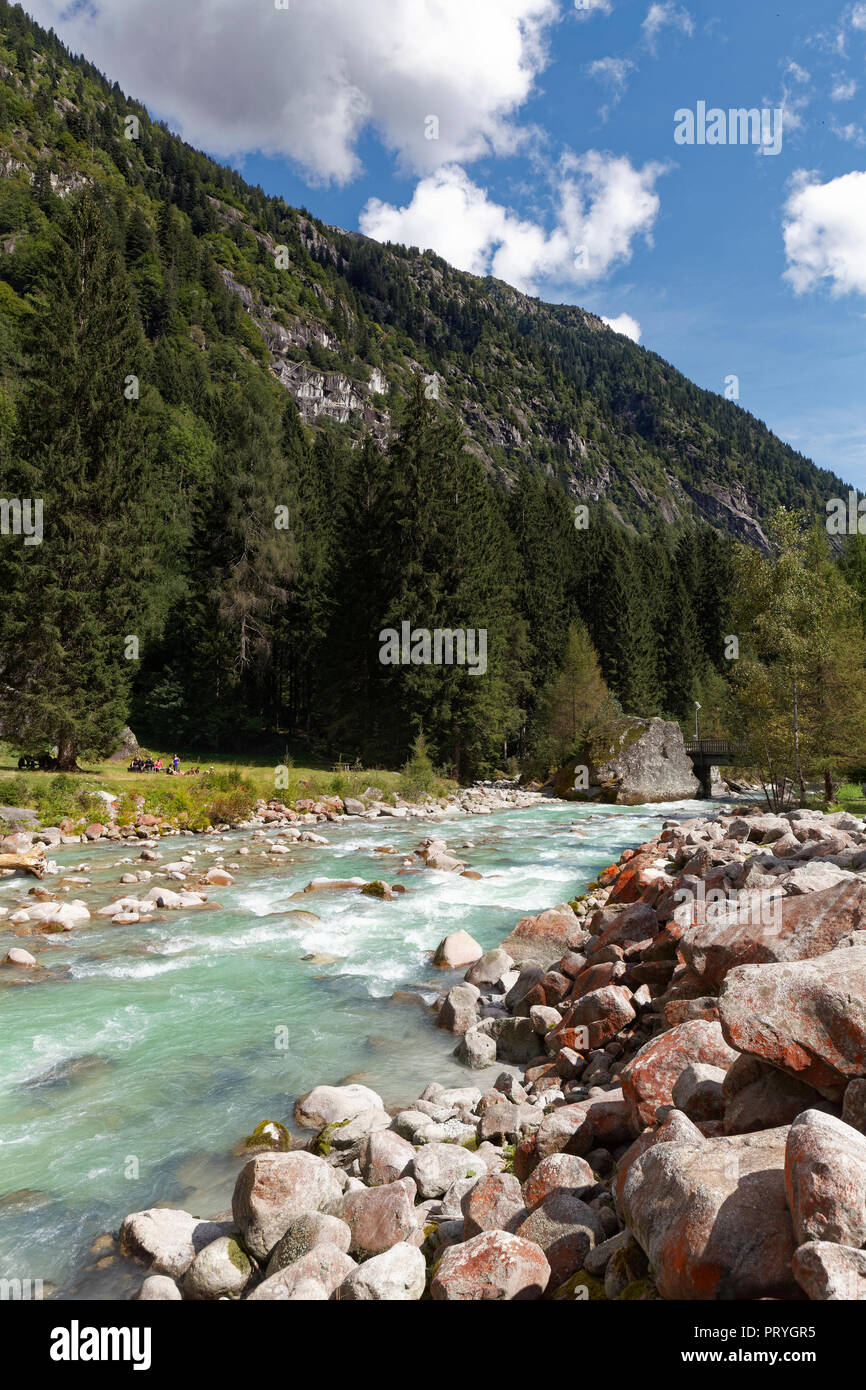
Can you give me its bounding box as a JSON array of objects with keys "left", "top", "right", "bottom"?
[{"left": 0, "top": 796, "right": 708, "bottom": 1298}]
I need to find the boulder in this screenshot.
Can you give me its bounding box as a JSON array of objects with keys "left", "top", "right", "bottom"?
[
  {"left": 671, "top": 1063, "right": 727, "bottom": 1122},
  {"left": 461, "top": 1172, "right": 525, "bottom": 1238},
  {"left": 553, "top": 717, "right": 699, "bottom": 805},
  {"left": 675, "top": 881, "right": 866, "bottom": 990},
  {"left": 119, "top": 1209, "right": 229, "bottom": 1279},
  {"left": 618, "top": 1125, "right": 799, "bottom": 1300},
  {"left": 337, "top": 1242, "right": 426, "bottom": 1301},
  {"left": 183, "top": 1236, "right": 252, "bottom": 1300},
  {"left": 412, "top": 1143, "right": 484, "bottom": 1199},
  {"left": 337, "top": 1176, "right": 418, "bottom": 1255},
  {"left": 718, "top": 946, "right": 866, "bottom": 1098},
  {"left": 465, "top": 948, "right": 515, "bottom": 990},
  {"left": 232, "top": 1152, "right": 343, "bottom": 1261},
  {"left": 358, "top": 1130, "right": 415, "bottom": 1186},
  {"left": 437, "top": 983, "right": 480, "bottom": 1035},
  {"left": 430, "top": 1229, "right": 550, "bottom": 1301},
  {"left": 792, "top": 1241, "right": 866, "bottom": 1300},
  {"left": 293, "top": 1082, "right": 389, "bottom": 1145},
  {"left": 512, "top": 1191, "right": 604, "bottom": 1289},
  {"left": 265, "top": 1212, "right": 351, "bottom": 1275},
  {"left": 522, "top": 1153, "right": 595, "bottom": 1209},
  {"left": 621, "top": 1020, "right": 738, "bottom": 1130},
  {"left": 722, "top": 1055, "right": 822, "bottom": 1135},
  {"left": 247, "top": 1243, "right": 356, "bottom": 1299},
  {"left": 499, "top": 905, "right": 586, "bottom": 967},
  {"left": 433, "top": 929, "right": 483, "bottom": 968},
  {"left": 457, "top": 1026, "right": 497, "bottom": 1069},
  {"left": 136, "top": 1274, "right": 182, "bottom": 1301},
  {"left": 556, "top": 984, "right": 636, "bottom": 1050},
  {"left": 109, "top": 726, "right": 139, "bottom": 761},
  {"left": 785, "top": 1109, "right": 866, "bottom": 1247}
]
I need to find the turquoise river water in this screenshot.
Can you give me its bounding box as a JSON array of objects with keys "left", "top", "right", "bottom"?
[{"left": 0, "top": 796, "right": 706, "bottom": 1298}]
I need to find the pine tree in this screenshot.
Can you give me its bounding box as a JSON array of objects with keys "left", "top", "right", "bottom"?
[{"left": 0, "top": 190, "right": 163, "bottom": 767}]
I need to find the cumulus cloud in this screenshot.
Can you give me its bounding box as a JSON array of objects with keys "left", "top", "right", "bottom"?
[
  {"left": 360, "top": 153, "right": 666, "bottom": 294},
  {"left": 783, "top": 169, "right": 866, "bottom": 296},
  {"left": 641, "top": 3, "right": 694, "bottom": 52},
  {"left": 25, "top": 0, "right": 560, "bottom": 184},
  {"left": 601, "top": 312, "right": 641, "bottom": 341}
]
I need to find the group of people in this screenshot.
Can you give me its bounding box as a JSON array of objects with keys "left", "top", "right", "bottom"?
[{"left": 127, "top": 754, "right": 203, "bottom": 776}]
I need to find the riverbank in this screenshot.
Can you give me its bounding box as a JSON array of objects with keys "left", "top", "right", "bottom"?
[
  {"left": 0, "top": 794, "right": 690, "bottom": 1299},
  {"left": 104, "top": 801, "right": 866, "bottom": 1301}
]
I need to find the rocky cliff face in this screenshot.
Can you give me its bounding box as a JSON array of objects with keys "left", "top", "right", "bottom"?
[{"left": 552, "top": 717, "right": 700, "bottom": 805}]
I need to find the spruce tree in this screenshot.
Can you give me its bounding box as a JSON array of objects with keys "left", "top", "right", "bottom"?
[{"left": 0, "top": 190, "right": 162, "bottom": 767}]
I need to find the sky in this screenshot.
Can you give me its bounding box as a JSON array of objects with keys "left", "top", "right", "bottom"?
[{"left": 26, "top": 0, "right": 866, "bottom": 487}]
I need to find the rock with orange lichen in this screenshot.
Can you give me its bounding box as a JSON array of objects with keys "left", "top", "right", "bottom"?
[
  {"left": 621, "top": 1020, "right": 739, "bottom": 1131},
  {"left": 719, "top": 947, "right": 866, "bottom": 1100},
  {"left": 619, "top": 1125, "right": 800, "bottom": 1300},
  {"left": 430, "top": 1229, "right": 550, "bottom": 1301}
]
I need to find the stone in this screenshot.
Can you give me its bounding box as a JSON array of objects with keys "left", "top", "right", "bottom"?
[
  {"left": 461, "top": 1172, "right": 524, "bottom": 1238},
  {"left": 785, "top": 1109, "right": 866, "bottom": 1247},
  {"left": 232, "top": 1152, "right": 343, "bottom": 1261},
  {"left": 337, "top": 1177, "right": 418, "bottom": 1255},
  {"left": 532, "top": 1105, "right": 595, "bottom": 1165},
  {"left": 183, "top": 1236, "right": 252, "bottom": 1300},
  {"left": 247, "top": 1243, "right": 356, "bottom": 1299},
  {"left": 512, "top": 1191, "right": 604, "bottom": 1289},
  {"left": 137, "top": 1274, "right": 182, "bottom": 1301},
  {"left": 465, "top": 948, "right": 515, "bottom": 990},
  {"left": 500, "top": 905, "right": 585, "bottom": 967},
  {"left": 530, "top": 1004, "right": 562, "bottom": 1034},
  {"left": 621, "top": 1020, "right": 739, "bottom": 1130},
  {"left": 792, "top": 1241, "right": 866, "bottom": 1300},
  {"left": 718, "top": 946, "right": 866, "bottom": 1098},
  {"left": 553, "top": 717, "right": 699, "bottom": 804},
  {"left": 604, "top": 1234, "right": 649, "bottom": 1299},
  {"left": 494, "top": 1016, "right": 540, "bottom": 1063},
  {"left": 4, "top": 947, "right": 37, "bottom": 967},
  {"left": 671, "top": 1063, "right": 727, "bottom": 1122},
  {"left": 522, "top": 1153, "right": 595, "bottom": 1208},
  {"left": 556, "top": 984, "right": 636, "bottom": 1050},
  {"left": 618, "top": 1125, "right": 799, "bottom": 1300},
  {"left": 119, "top": 1209, "right": 229, "bottom": 1279},
  {"left": 358, "top": 1130, "right": 415, "bottom": 1186},
  {"left": 412, "top": 1143, "right": 484, "bottom": 1199},
  {"left": 293, "top": 1082, "right": 389, "bottom": 1145},
  {"left": 433, "top": 929, "right": 483, "bottom": 968},
  {"left": 265, "top": 1212, "right": 351, "bottom": 1275},
  {"left": 430, "top": 1229, "right": 550, "bottom": 1301},
  {"left": 675, "top": 880, "right": 866, "bottom": 990},
  {"left": 437, "top": 983, "right": 480, "bottom": 1035},
  {"left": 842, "top": 1078, "right": 866, "bottom": 1134},
  {"left": 204, "top": 867, "right": 234, "bottom": 886},
  {"left": 457, "top": 1026, "right": 497, "bottom": 1069},
  {"left": 722, "top": 1055, "right": 821, "bottom": 1135},
  {"left": 337, "top": 1242, "right": 426, "bottom": 1300}
]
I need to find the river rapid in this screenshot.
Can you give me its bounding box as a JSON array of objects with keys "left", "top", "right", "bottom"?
[{"left": 0, "top": 796, "right": 710, "bottom": 1298}]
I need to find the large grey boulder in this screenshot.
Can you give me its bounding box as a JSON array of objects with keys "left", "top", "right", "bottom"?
[
  {"left": 337, "top": 1243, "right": 426, "bottom": 1301},
  {"left": 552, "top": 717, "right": 699, "bottom": 805},
  {"left": 119, "top": 1209, "right": 232, "bottom": 1279},
  {"left": 232, "top": 1152, "right": 343, "bottom": 1261}
]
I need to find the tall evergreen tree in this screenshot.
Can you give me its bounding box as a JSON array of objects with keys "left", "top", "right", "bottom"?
[{"left": 0, "top": 190, "right": 163, "bottom": 767}]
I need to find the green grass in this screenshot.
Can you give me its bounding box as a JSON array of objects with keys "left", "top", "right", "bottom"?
[{"left": 0, "top": 741, "right": 454, "bottom": 826}]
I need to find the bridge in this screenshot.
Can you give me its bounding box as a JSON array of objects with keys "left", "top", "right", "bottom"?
[{"left": 684, "top": 738, "right": 749, "bottom": 798}]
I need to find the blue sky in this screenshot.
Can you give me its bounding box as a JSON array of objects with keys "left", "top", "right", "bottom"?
[{"left": 30, "top": 0, "right": 866, "bottom": 485}]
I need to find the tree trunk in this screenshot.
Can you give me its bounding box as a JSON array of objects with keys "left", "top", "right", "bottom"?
[
  {"left": 792, "top": 679, "right": 806, "bottom": 804},
  {"left": 825, "top": 768, "right": 834, "bottom": 803},
  {"left": 56, "top": 728, "right": 79, "bottom": 772}
]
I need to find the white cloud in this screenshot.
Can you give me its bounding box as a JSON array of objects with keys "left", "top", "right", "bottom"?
[
  {"left": 852, "top": 2, "right": 866, "bottom": 29},
  {"left": 586, "top": 56, "right": 634, "bottom": 114},
  {"left": 786, "top": 60, "right": 811, "bottom": 83},
  {"left": 783, "top": 169, "right": 866, "bottom": 296},
  {"left": 601, "top": 312, "right": 641, "bottom": 341},
  {"left": 360, "top": 153, "right": 667, "bottom": 294},
  {"left": 24, "top": 0, "right": 560, "bottom": 184},
  {"left": 641, "top": 3, "right": 694, "bottom": 52},
  {"left": 831, "top": 76, "right": 858, "bottom": 100},
  {"left": 573, "top": 0, "right": 613, "bottom": 16}
]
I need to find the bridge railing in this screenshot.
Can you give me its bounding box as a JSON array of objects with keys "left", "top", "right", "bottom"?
[{"left": 684, "top": 738, "right": 749, "bottom": 759}]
